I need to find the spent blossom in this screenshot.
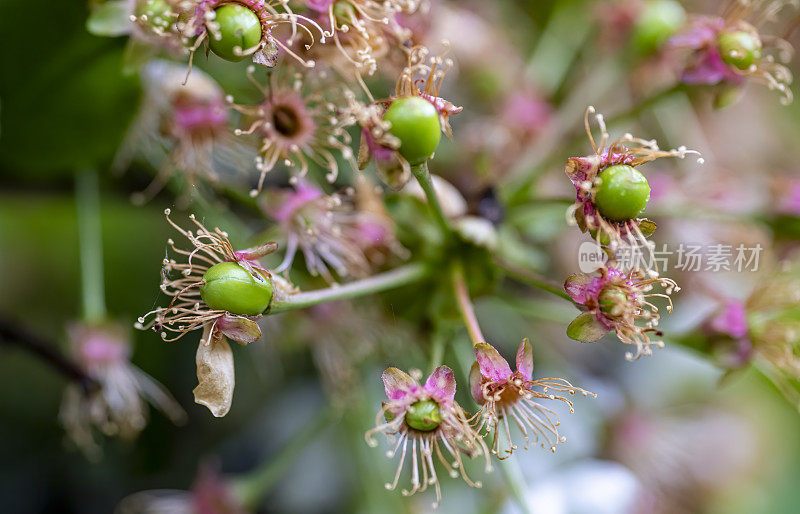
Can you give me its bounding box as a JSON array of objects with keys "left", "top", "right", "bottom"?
[
  {"left": 116, "top": 462, "right": 245, "bottom": 513},
  {"left": 228, "top": 63, "right": 356, "bottom": 196},
  {"left": 303, "top": 0, "right": 419, "bottom": 75},
  {"left": 136, "top": 210, "right": 289, "bottom": 416},
  {"left": 469, "top": 340, "right": 595, "bottom": 459},
  {"left": 704, "top": 258, "right": 800, "bottom": 408},
  {"left": 611, "top": 407, "right": 759, "bottom": 512},
  {"left": 60, "top": 322, "right": 185, "bottom": 459},
  {"left": 670, "top": 0, "right": 796, "bottom": 104},
  {"left": 365, "top": 366, "right": 490, "bottom": 508},
  {"left": 564, "top": 265, "right": 679, "bottom": 360},
  {"left": 265, "top": 180, "right": 404, "bottom": 283},
  {"left": 356, "top": 44, "right": 462, "bottom": 186},
  {"left": 114, "top": 60, "right": 254, "bottom": 205},
  {"left": 565, "top": 107, "right": 701, "bottom": 271}
]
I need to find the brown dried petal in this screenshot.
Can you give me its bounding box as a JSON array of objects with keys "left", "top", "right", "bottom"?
[
  {"left": 193, "top": 327, "right": 235, "bottom": 417},
  {"left": 217, "top": 314, "right": 262, "bottom": 345}
]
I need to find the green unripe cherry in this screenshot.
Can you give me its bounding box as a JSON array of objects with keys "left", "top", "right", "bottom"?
[
  {"left": 404, "top": 400, "right": 442, "bottom": 431},
  {"left": 136, "top": 0, "right": 173, "bottom": 30},
  {"left": 598, "top": 285, "right": 629, "bottom": 319},
  {"left": 199, "top": 261, "right": 273, "bottom": 316},
  {"left": 208, "top": 4, "right": 262, "bottom": 62},
  {"left": 593, "top": 164, "right": 651, "bottom": 222},
  {"left": 718, "top": 31, "right": 762, "bottom": 70},
  {"left": 633, "top": 0, "right": 686, "bottom": 55},
  {"left": 383, "top": 96, "right": 441, "bottom": 165},
  {"left": 333, "top": 1, "right": 353, "bottom": 19}
]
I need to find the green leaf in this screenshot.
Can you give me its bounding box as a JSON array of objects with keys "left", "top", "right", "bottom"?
[
  {"left": 495, "top": 226, "right": 547, "bottom": 271},
  {"left": 122, "top": 38, "right": 159, "bottom": 75},
  {"left": 638, "top": 218, "right": 657, "bottom": 237},
  {"left": 87, "top": 1, "right": 132, "bottom": 37},
  {"left": 566, "top": 312, "right": 608, "bottom": 343}
]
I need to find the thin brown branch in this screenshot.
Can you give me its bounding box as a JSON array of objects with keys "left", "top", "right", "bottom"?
[{"left": 0, "top": 317, "right": 98, "bottom": 393}]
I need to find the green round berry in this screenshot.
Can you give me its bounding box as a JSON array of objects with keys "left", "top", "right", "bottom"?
[
  {"left": 383, "top": 96, "right": 441, "bottom": 165},
  {"left": 333, "top": 1, "right": 353, "bottom": 19},
  {"left": 718, "top": 31, "right": 762, "bottom": 70},
  {"left": 593, "top": 164, "right": 651, "bottom": 222},
  {"left": 199, "top": 261, "right": 273, "bottom": 316},
  {"left": 633, "top": 0, "right": 686, "bottom": 55},
  {"left": 208, "top": 4, "right": 262, "bottom": 62},
  {"left": 136, "top": 0, "right": 173, "bottom": 30},
  {"left": 404, "top": 400, "right": 442, "bottom": 432},
  {"left": 598, "top": 285, "right": 629, "bottom": 319}
]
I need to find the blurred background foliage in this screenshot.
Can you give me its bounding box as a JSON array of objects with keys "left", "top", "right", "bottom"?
[{"left": 2, "top": 0, "right": 800, "bottom": 513}]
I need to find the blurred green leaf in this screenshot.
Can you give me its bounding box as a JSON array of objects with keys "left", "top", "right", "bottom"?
[{"left": 87, "top": 1, "right": 131, "bottom": 37}]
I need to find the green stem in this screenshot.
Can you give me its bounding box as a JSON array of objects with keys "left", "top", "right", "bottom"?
[
  {"left": 0, "top": 318, "right": 99, "bottom": 393},
  {"left": 428, "top": 327, "right": 448, "bottom": 374},
  {"left": 495, "top": 258, "right": 575, "bottom": 304},
  {"left": 451, "top": 265, "right": 485, "bottom": 346},
  {"left": 499, "top": 456, "right": 534, "bottom": 514},
  {"left": 410, "top": 161, "right": 451, "bottom": 235},
  {"left": 267, "top": 263, "right": 429, "bottom": 314},
  {"left": 605, "top": 83, "right": 687, "bottom": 128},
  {"left": 232, "top": 406, "right": 336, "bottom": 508},
  {"left": 506, "top": 297, "right": 578, "bottom": 325},
  {"left": 76, "top": 169, "right": 106, "bottom": 322},
  {"left": 214, "top": 183, "right": 262, "bottom": 217}
]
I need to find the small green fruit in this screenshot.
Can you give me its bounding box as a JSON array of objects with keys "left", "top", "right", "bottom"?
[
  {"left": 718, "top": 31, "right": 762, "bottom": 70},
  {"left": 333, "top": 1, "right": 353, "bottom": 19},
  {"left": 404, "top": 400, "right": 442, "bottom": 431},
  {"left": 633, "top": 0, "right": 686, "bottom": 55},
  {"left": 598, "top": 285, "right": 629, "bottom": 319},
  {"left": 200, "top": 261, "right": 273, "bottom": 316},
  {"left": 594, "top": 164, "right": 651, "bottom": 222},
  {"left": 383, "top": 96, "right": 441, "bottom": 165},
  {"left": 135, "top": 0, "right": 173, "bottom": 30},
  {"left": 208, "top": 4, "right": 262, "bottom": 62}
]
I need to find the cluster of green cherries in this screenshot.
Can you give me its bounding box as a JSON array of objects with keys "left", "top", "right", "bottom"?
[
  {"left": 195, "top": 94, "right": 445, "bottom": 319},
  {"left": 196, "top": 88, "right": 445, "bottom": 434}
]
